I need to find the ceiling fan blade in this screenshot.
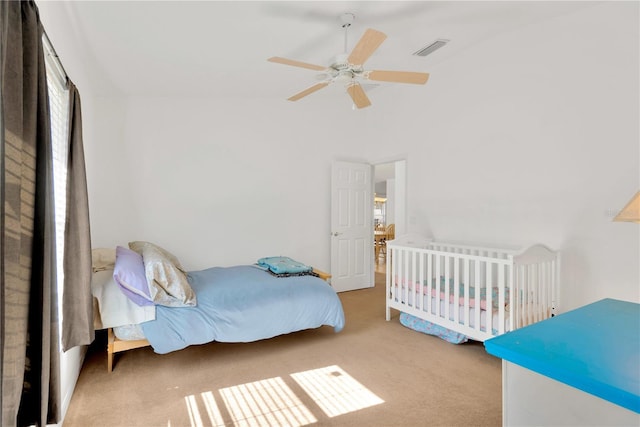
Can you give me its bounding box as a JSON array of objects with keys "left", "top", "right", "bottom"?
[
  {"left": 346, "top": 83, "right": 372, "bottom": 109},
  {"left": 347, "top": 29, "right": 387, "bottom": 66},
  {"left": 268, "top": 56, "right": 326, "bottom": 71},
  {"left": 287, "top": 82, "right": 329, "bottom": 101},
  {"left": 367, "top": 70, "right": 430, "bottom": 85}
]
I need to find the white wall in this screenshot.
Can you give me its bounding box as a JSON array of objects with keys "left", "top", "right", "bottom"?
[
  {"left": 379, "top": 2, "right": 638, "bottom": 310},
  {"left": 80, "top": 1, "right": 637, "bottom": 309},
  {"left": 88, "top": 95, "right": 381, "bottom": 271}
]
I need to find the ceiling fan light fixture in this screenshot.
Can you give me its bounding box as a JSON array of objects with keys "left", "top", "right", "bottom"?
[
  {"left": 335, "top": 71, "right": 354, "bottom": 84},
  {"left": 332, "top": 53, "right": 349, "bottom": 69}
]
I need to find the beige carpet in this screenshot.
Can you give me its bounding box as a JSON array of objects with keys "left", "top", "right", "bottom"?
[{"left": 63, "top": 273, "right": 502, "bottom": 426}]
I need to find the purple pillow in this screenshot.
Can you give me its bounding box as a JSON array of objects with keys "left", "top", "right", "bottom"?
[{"left": 113, "top": 246, "right": 154, "bottom": 306}]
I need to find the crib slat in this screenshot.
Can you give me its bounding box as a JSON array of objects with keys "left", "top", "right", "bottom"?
[
  {"left": 444, "top": 254, "right": 450, "bottom": 322},
  {"left": 463, "top": 258, "right": 470, "bottom": 328},
  {"left": 540, "top": 262, "right": 549, "bottom": 319},
  {"left": 544, "top": 261, "right": 550, "bottom": 319},
  {"left": 522, "top": 265, "right": 527, "bottom": 328},
  {"left": 411, "top": 250, "right": 417, "bottom": 308},
  {"left": 418, "top": 252, "right": 425, "bottom": 311},
  {"left": 519, "top": 264, "right": 525, "bottom": 327},
  {"left": 384, "top": 248, "right": 393, "bottom": 322},
  {"left": 393, "top": 248, "right": 398, "bottom": 305},
  {"left": 542, "top": 262, "right": 548, "bottom": 320},
  {"left": 403, "top": 249, "right": 409, "bottom": 306},
  {"left": 507, "top": 261, "right": 514, "bottom": 333},
  {"left": 521, "top": 264, "right": 528, "bottom": 326},
  {"left": 392, "top": 248, "right": 398, "bottom": 304},
  {"left": 474, "top": 260, "right": 481, "bottom": 334},
  {"left": 540, "top": 261, "right": 545, "bottom": 320},
  {"left": 400, "top": 248, "right": 405, "bottom": 305},
  {"left": 386, "top": 245, "right": 392, "bottom": 321},
  {"left": 396, "top": 248, "right": 401, "bottom": 305},
  {"left": 426, "top": 252, "right": 433, "bottom": 315},
  {"left": 550, "top": 259, "right": 556, "bottom": 316},
  {"left": 544, "top": 261, "right": 550, "bottom": 317},
  {"left": 435, "top": 254, "right": 441, "bottom": 317},
  {"left": 533, "top": 263, "right": 538, "bottom": 323},
  {"left": 453, "top": 256, "right": 460, "bottom": 324},
  {"left": 525, "top": 264, "right": 531, "bottom": 325},
  {"left": 498, "top": 264, "right": 505, "bottom": 335},
  {"left": 518, "top": 265, "right": 525, "bottom": 329},
  {"left": 534, "top": 263, "right": 540, "bottom": 323},
  {"left": 512, "top": 265, "right": 519, "bottom": 329},
  {"left": 486, "top": 262, "right": 493, "bottom": 334},
  {"left": 530, "top": 263, "right": 535, "bottom": 324}
]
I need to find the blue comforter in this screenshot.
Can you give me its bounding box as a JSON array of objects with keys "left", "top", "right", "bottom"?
[{"left": 141, "top": 265, "right": 345, "bottom": 354}]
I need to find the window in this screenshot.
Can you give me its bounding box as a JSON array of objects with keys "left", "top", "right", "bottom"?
[{"left": 44, "top": 36, "right": 70, "bottom": 337}]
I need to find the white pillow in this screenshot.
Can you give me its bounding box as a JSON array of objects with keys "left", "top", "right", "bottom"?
[
  {"left": 91, "top": 269, "right": 155, "bottom": 329},
  {"left": 92, "top": 248, "right": 116, "bottom": 272}
]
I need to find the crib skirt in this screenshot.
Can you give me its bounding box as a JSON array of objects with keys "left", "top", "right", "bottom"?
[{"left": 399, "top": 312, "right": 469, "bottom": 344}]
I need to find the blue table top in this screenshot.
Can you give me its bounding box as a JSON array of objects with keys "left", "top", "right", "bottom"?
[{"left": 484, "top": 298, "right": 640, "bottom": 413}]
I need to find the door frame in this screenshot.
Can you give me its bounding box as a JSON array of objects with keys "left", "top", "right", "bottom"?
[{"left": 371, "top": 157, "right": 407, "bottom": 272}]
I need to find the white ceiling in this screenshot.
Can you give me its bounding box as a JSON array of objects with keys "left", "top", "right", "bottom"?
[{"left": 38, "top": 1, "right": 594, "bottom": 100}]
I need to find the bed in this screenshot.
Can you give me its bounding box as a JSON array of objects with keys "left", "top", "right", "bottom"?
[
  {"left": 385, "top": 235, "right": 559, "bottom": 343},
  {"left": 91, "top": 243, "right": 344, "bottom": 372}
]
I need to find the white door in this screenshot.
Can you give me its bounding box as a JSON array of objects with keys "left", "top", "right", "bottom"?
[{"left": 330, "top": 161, "right": 373, "bottom": 292}]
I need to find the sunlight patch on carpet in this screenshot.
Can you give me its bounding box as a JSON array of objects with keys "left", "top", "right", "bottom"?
[
  {"left": 220, "top": 376, "right": 316, "bottom": 426},
  {"left": 290, "top": 365, "right": 384, "bottom": 418},
  {"left": 181, "top": 366, "right": 383, "bottom": 426},
  {"left": 201, "top": 391, "right": 225, "bottom": 426},
  {"left": 184, "top": 394, "right": 206, "bottom": 427}
]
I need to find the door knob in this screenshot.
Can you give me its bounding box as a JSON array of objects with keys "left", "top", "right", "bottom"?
[{"left": 332, "top": 232, "right": 342, "bottom": 237}]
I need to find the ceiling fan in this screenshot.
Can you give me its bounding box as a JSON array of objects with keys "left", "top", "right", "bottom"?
[{"left": 268, "top": 13, "right": 430, "bottom": 109}]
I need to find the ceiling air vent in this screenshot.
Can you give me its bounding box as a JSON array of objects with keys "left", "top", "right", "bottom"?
[{"left": 413, "top": 39, "right": 450, "bottom": 57}]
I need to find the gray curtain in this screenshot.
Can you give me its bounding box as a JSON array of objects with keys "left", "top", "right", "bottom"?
[
  {"left": 1, "top": 1, "right": 60, "bottom": 426},
  {"left": 62, "top": 81, "right": 93, "bottom": 351}
]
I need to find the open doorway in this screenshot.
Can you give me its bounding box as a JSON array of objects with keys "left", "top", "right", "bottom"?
[{"left": 373, "top": 159, "right": 406, "bottom": 274}]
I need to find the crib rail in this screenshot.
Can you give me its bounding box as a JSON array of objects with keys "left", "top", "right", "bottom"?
[
  {"left": 386, "top": 239, "right": 559, "bottom": 342},
  {"left": 512, "top": 245, "right": 560, "bottom": 328}
]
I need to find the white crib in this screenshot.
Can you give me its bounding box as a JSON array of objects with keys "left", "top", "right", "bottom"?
[{"left": 385, "top": 235, "right": 560, "bottom": 342}]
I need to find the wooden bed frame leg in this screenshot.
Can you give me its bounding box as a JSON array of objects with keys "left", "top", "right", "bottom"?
[
  {"left": 107, "top": 328, "right": 114, "bottom": 373},
  {"left": 105, "top": 328, "right": 152, "bottom": 373}
]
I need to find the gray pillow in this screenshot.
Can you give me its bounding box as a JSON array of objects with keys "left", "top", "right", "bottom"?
[
  {"left": 128, "top": 241, "right": 196, "bottom": 307},
  {"left": 129, "top": 241, "right": 186, "bottom": 272}
]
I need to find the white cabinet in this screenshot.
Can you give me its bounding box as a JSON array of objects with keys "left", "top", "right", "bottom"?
[
  {"left": 485, "top": 298, "right": 640, "bottom": 427},
  {"left": 502, "top": 361, "right": 638, "bottom": 426}
]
